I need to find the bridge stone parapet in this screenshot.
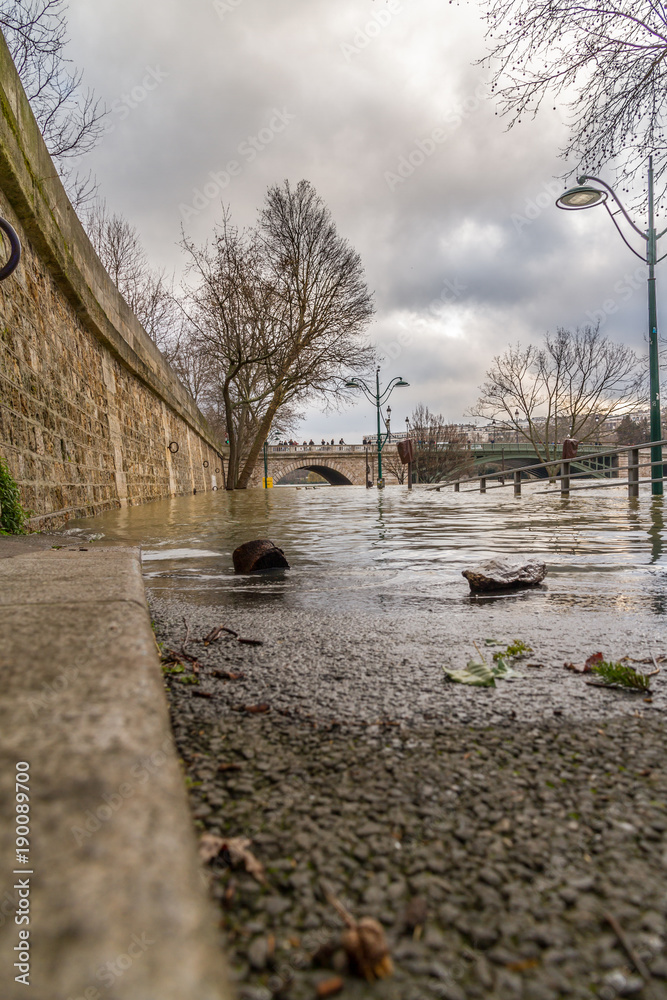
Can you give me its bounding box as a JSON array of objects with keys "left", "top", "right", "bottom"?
[{"left": 248, "top": 444, "right": 403, "bottom": 487}]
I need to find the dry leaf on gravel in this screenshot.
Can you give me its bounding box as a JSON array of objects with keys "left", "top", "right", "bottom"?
[
  {"left": 323, "top": 883, "right": 393, "bottom": 982},
  {"left": 565, "top": 652, "right": 603, "bottom": 673},
  {"left": 233, "top": 703, "right": 271, "bottom": 714},
  {"left": 316, "top": 977, "right": 345, "bottom": 997},
  {"left": 198, "top": 833, "right": 267, "bottom": 885}
]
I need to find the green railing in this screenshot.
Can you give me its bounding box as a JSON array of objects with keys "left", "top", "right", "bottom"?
[{"left": 428, "top": 440, "right": 667, "bottom": 498}]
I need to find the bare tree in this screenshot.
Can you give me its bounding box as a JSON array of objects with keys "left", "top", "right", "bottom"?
[
  {"left": 407, "top": 404, "right": 473, "bottom": 483},
  {"left": 615, "top": 413, "right": 650, "bottom": 445},
  {"left": 85, "top": 201, "right": 179, "bottom": 360},
  {"left": 382, "top": 447, "right": 406, "bottom": 484},
  {"left": 233, "top": 179, "right": 375, "bottom": 488},
  {"left": 1, "top": 1, "right": 106, "bottom": 202},
  {"left": 479, "top": 0, "right": 667, "bottom": 191},
  {"left": 470, "top": 325, "right": 644, "bottom": 464},
  {"left": 179, "top": 216, "right": 284, "bottom": 489}
]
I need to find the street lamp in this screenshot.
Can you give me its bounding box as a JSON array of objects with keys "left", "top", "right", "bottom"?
[
  {"left": 386, "top": 404, "right": 392, "bottom": 441},
  {"left": 556, "top": 157, "right": 663, "bottom": 496},
  {"left": 595, "top": 413, "right": 600, "bottom": 447},
  {"left": 345, "top": 367, "right": 409, "bottom": 486},
  {"left": 515, "top": 408, "right": 520, "bottom": 445}
]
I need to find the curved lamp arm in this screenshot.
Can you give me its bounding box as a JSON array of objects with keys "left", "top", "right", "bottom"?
[
  {"left": 578, "top": 174, "right": 647, "bottom": 242},
  {"left": 344, "top": 377, "right": 377, "bottom": 405}
]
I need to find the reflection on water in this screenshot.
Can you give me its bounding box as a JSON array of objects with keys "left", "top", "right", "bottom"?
[{"left": 63, "top": 484, "right": 667, "bottom": 616}]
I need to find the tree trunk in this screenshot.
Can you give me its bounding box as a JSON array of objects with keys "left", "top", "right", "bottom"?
[
  {"left": 223, "top": 381, "right": 238, "bottom": 490},
  {"left": 236, "top": 393, "right": 283, "bottom": 489}
]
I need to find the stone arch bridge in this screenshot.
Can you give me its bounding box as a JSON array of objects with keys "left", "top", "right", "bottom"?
[
  {"left": 246, "top": 441, "right": 613, "bottom": 487},
  {"left": 248, "top": 444, "right": 388, "bottom": 487}
]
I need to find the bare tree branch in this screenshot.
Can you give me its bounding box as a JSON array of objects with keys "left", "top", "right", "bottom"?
[{"left": 479, "top": 0, "right": 667, "bottom": 193}]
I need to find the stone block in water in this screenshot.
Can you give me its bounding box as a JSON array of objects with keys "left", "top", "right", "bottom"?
[
  {"left": 462, "top": 557, "right": 546, "bottom": 592},
  {"left": 232, "top": 539, "right": 290, "bottom": 574}
]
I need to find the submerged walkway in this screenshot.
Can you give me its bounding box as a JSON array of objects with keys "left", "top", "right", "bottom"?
[
  {"left": 151, "top": 596, "right": 667, "bottom": 1000},
  {"left": 0, "top": 539, "right": 230, "bottom": 1000}
]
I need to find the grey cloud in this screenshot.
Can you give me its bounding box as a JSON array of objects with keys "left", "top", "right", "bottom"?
[{"left": 64, "top": 0, "right": 662, "bottom": 440}]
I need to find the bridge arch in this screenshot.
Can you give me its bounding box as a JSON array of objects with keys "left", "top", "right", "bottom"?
[{"left": 275, "top": 463, "right": 354, "bottom": 486}]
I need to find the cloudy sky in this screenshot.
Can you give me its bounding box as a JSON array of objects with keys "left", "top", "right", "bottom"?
[{"left": 64, "top": 0, "right": 663, "bottom": 441}]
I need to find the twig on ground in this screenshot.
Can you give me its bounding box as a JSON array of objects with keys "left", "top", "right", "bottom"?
[{"left": 604, "top": 912, "right": 651, "bottom": 982}]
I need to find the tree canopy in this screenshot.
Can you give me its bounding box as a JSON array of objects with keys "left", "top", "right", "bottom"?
[{"left": 480, "top": 0, "right": 667, "bottom": 190}]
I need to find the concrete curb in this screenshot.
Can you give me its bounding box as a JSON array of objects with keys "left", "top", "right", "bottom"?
[{"left": 0, "top": 547, "right": 231, "bottom": 1000}]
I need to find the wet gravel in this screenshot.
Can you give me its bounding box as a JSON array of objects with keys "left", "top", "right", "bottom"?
[{"left": 151, "top": 599, "right": 667, "bottom": 1000}]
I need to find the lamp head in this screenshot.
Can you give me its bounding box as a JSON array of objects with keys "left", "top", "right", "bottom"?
[
  {"left": 556, "top": 185, "right": 607, "bottom": 210},
  {"left": 395, "top": 379, "right": 410, "bottom": 387}
]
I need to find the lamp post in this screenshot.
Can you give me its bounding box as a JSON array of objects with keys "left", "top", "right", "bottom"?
[
  {"left": 556, "top": 158, "right": 663, "bottom": 496},
  {"left": 386, "top": 405, "right": 392, "bottom": 442},
  {"left": 515, "top": 409, "right": 520, "bottom": 445},
  {"left": 345, "top": 367, "right": 409, "bottom": 486}
]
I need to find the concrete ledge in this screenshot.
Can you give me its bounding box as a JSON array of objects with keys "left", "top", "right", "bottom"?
[{"left": 0, "top": 548, "right": 230, "bottom": 1000}]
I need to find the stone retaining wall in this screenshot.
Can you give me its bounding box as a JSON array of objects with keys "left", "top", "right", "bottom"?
[{"left": 0, "top": 34, "right": 223, "bottom": 528}]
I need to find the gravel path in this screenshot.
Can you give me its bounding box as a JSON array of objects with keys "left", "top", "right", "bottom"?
[{"left": 151, "top": 599, "right": 667, "bottom": 1000}]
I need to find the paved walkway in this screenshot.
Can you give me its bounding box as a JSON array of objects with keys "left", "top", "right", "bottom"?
[{"left": 0, "top": 539, "right": 230, "bottom": 1000}]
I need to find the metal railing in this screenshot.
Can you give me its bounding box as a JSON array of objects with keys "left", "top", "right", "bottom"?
[{"left": 428, "top": 439, "right": 667, "bottom": 497}]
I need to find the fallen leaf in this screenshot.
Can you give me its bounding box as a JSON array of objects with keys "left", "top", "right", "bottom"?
[
  {"left": 506, "top": 959, "right": 539, "bottom": 972},
  {"left": 564, "top": 661, "right": 588, "bottom": 673},
  {"left": 233, "top": 703, "right": 271, "bottom": 714},
  {"left": 323, "top": 883, "right": 393, "bottom": 982},
  {"left": 343, "top": 918, "right": 394, "bottom": 981},
  {"left": 238, "top": 637, "right": 264, "bottom": 646},
  {"left": 191, "top": 690, "right": 213, "bottom": 699},
  {"left": 217, "top": 762, "right": 242, "bottom": 772},
  {"left": 198, "top": 833, "right": 267, "bottom": 885},
  {"left": 316, "top": 977, "right": 344, "bottom": 998},
  {"left": 585, "top": 652, "right": 604, "bottom": 670},
  {"left": 211, "top": 669, "right": 246, "bottom": 680}
]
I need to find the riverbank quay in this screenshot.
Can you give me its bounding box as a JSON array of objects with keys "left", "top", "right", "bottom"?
[
  {"left": 151, "top": 600, "right": 667, "bottom": 1000},
  {"left": 0, "top": 539, "right": 231, "bottom": 1000}
]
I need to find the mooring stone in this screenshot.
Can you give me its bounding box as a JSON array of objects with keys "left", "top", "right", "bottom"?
[
  {"left": 462, "top": 557, "right": 546, "bottom": 592},
  {"left": 232, "top": 539, "right": 290, "bottom": 574}
]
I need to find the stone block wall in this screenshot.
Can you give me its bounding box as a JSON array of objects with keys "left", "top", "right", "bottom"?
[{"left": 0, "top": 34, "right": 224, "bottom": 529}]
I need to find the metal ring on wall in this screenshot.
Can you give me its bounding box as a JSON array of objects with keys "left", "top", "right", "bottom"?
[
  {"left": 203, "top": 460, "right": 209, "bottom": 467},
  {"left": 168, "top": 441, "right": 179, "bottom": 453},
  {"left": 215, "top": 468, "right": 220, "bottom": 473},
  {"left": 212, "top": 486, "right": 218, "bottom": 491},
  {"left": 0, "top": 218, "right": 21, "bottom": 280}
]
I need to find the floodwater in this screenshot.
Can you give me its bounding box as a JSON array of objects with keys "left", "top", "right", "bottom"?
[
  {"left": 65, "top": 483, "right": 667, "bottom": 724},
  {"left": 66, "top": 483, "right": 667, "bottom": 619}
]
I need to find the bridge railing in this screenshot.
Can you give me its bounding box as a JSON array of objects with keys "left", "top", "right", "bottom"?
[
  {"left": 267, "top": 443, "right": 397, "bottom": 454},
  {"left": 428, "top": 439, "right": 667, "bottom": 498}
]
